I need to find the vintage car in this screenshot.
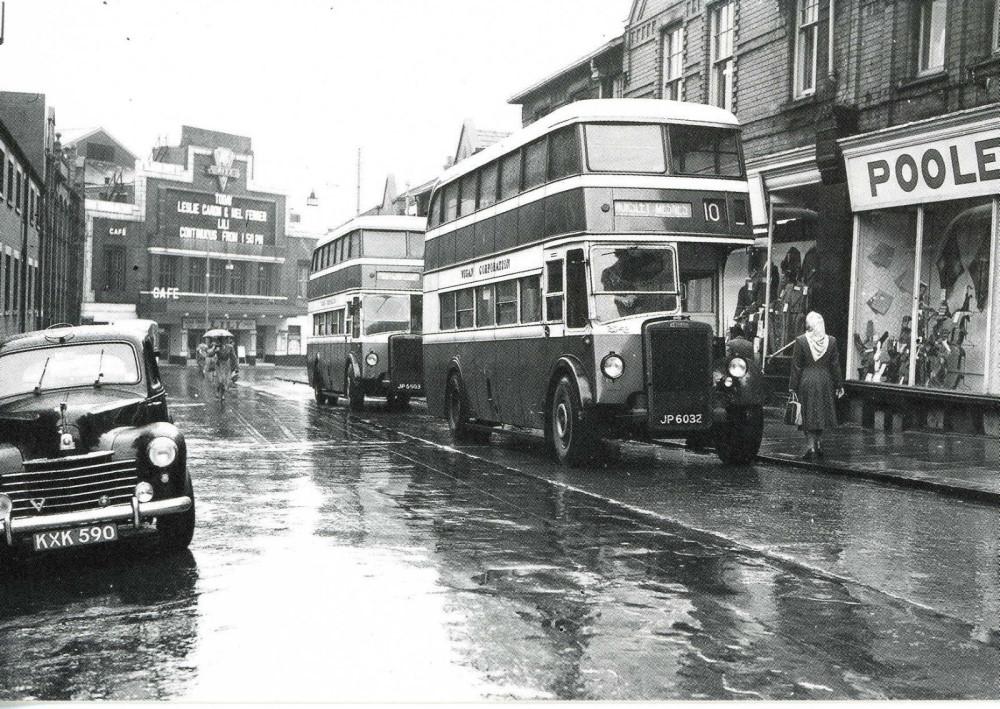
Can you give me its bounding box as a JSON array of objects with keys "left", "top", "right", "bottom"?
[{"left": 0, "top": 320, "right": 194, "bottom": 556}]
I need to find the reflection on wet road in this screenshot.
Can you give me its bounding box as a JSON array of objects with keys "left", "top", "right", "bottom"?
[{"left": 1, "top": 367, "right": 998, "bottom": 700}]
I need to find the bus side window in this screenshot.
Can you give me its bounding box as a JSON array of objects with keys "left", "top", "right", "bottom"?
[
  {"left": 519, "top": 275, "right": 542, "bottom": 323},
  {"left": 545, "top": 259, "right": 564, "bottom": 322},
  {"left": 349, "top": 297, "right": 361, "bottom": 339},
  {"left": 565, "top": 249, "right": 588, "bottom": 329},
  {"left": 439, "top": 291, "right": 456, "bottom": 330},
  {"left": 410, "top": 294, "right": 423, "bottom": 333}
]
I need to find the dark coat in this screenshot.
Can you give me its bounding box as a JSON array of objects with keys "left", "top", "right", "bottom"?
[{"left": 789, "top": 334, "right": 843, "bottom": 431}]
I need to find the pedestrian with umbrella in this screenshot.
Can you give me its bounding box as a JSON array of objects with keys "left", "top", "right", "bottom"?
[{"left": 204, "top": 328, "right": 239, "bottom": 401}]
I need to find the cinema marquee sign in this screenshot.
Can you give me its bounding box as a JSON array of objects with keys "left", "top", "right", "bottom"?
[
  {"left": 162, "top": 188, "right": 276, "bottom": 246},
  {"left": 845, "top": 124, "right": 1000, "bottom": 212}
]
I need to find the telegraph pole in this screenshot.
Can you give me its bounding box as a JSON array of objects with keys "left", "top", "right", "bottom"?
[{"left": 356, "top": 147, "right": 361, "bottom": 216}]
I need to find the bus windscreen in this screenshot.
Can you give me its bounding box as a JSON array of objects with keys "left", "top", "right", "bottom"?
[
  {"left": 669, "top": 125, "right": 742, "bottom": 177},
  {"left": 591, "top": 246, "right": 679, "bottom": 322},
  {"left": 363, "top": 294, "right": 411, "bottom": 336}
]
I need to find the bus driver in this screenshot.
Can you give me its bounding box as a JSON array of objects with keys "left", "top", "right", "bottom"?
[{"left": 599, "top": 248, "right": 674, "bottom": 317}]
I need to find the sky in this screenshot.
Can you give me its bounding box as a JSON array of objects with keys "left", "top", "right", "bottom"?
[{"left": 0, "top": 0, "right": 631, "bottom": 228}]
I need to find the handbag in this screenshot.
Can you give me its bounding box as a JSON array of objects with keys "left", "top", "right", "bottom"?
[{"left": 784, "top": 392, "right": 802, "bottom": 427}]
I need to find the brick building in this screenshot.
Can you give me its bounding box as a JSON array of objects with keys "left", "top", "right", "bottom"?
[
  {"left": 68, "top": 126, "right": 314, "bottom": 365},
  {"left": 0, "top": 92, "right": 85, "bottom": 337},
  {"left": 509, "top": 0, "right": 1000, "bottom": 434}
]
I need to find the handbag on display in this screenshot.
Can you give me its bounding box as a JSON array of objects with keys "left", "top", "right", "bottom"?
[{"left": 784, "top": 392, "right": 802, "bottom": 427}]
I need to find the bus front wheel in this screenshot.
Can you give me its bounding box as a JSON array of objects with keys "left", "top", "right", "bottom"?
[
  {"left": 714, "top": 406, "right": 764, "bottom": 465},
  {"left": 549, "top": 375, "right": 598, "bottom": 467},
  {"left": 345, "top": 368, "right": 364, "bottom": 410},
  {"left": 446, "top": 373, "right": 489, "bottom": 444}
]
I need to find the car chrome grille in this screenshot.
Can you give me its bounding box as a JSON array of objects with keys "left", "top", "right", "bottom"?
[{"left": 1, "top": 451, "right": 139, "bottom": 518}]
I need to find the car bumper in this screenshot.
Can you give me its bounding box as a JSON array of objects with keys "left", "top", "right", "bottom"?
[{"left": 1, "top": 495, "right": 193, "bottom": 546}]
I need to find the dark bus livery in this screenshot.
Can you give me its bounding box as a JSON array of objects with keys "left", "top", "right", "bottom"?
[
  {"left": 422, "top": 99, "right": 765, "bottom": 465},
  {"left": 306, "top": 215, "right": 425, "bottom": 409}
]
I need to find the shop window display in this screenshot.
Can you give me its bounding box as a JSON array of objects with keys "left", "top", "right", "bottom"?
[
  {"left": 767, "top": 210, "right": 819, "bottom": 359},
  {"left": 852, "top": 197, "right": 992, "bottom": 391}
]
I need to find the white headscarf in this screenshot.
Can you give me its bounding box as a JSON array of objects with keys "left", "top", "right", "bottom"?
[{"left": 805, "top": 311, "right": 829, "bottom": 360}]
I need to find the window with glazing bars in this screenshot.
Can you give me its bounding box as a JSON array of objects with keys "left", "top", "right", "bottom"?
[
  {"left": 662, "top": 24, "right": 684, "bottom": 100},
  {"left": 709, "top": 1, "right": 735, "bottom": 110}
]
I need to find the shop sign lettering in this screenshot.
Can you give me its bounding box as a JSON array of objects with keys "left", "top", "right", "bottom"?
[
  {"left": 165, "top": 188, "right": 276, "bottom": 246},
  {"left": 846, "top": 128, "right": 1000, "bottom": 211},
  {"left": 152, "top": 287, "right": 180, "bottom": 300}
]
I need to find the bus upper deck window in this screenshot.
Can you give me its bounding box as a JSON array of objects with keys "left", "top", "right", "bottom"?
[
  {"left": 545, "top": 259, "right": 564, "bottom": 322},
  {"left": 499, "top": 151, "right": 521, "bottom": 201},
  {"left": 460, "top": 173, "right": 476, "bottom": 216},
  {"left": 522, "top": 138, "right": 547, "bottom": 191},
  {"left": 669, "top": 125, "right": 742, "bottom": 177},
  {"left": 444, "top": 182, "right": 459, "bottom": 222},
  {"left": 479, "top": 162, "right": 499, "bottom": 209},
  {"left": 548, "top": 126, "right": 580, "bottom": 180},
  {"left": 585, "top": 124, "right": 666, "bottom": 173}
]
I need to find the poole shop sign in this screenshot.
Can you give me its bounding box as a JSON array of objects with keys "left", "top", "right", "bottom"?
[{"left": 845, "top": 122, "right": 1000, "bottom": 211}]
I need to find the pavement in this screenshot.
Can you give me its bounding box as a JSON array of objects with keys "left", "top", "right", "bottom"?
[
  {"left": 756, "top": 408, "right": 1000, "bottom": 504},
  {"left": 268, "top": 365, "right": 1000, "bottom": 503}
]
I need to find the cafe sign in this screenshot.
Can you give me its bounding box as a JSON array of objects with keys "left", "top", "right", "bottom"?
[{"left": 845, "top": 125, "right": 1000, "bottom": 211}]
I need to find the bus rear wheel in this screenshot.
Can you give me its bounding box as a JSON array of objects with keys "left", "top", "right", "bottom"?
[
  {"left": 549, "top": 375, "right": 598, "bottom": 467},
  {"left": 446, "top": 373, "right": 489, "bottom": 444},
  {"left": 714, "top": 405, "right": 764, "bottom": 465}
]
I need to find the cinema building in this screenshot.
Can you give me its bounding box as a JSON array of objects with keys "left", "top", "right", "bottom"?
[{"left": 71, "top": 126, "right": 314, "bottom": 364}]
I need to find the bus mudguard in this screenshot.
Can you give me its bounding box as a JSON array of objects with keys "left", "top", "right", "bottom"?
[
  {"left": 549, "top": 356, "right": 594, "bottom": 409},
  {"left": 346, "top": 354, "right": 362, "bottom": 382}
]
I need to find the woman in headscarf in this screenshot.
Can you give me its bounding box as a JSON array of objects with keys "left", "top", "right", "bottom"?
[{"left": 789, "top": 311, "right": 844, "bottom": 459}]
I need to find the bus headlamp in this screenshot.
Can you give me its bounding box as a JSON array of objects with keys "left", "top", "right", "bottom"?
[
  {"left": 365, "top": 352, "right": 379, "bottom": 367},
  {"left": 728, "top": 357, "right": 748, "bottom": 378},
  {"left": 147, "top": 437, "right": 177, "bottom": 468},
  {"left": 601, "top": 353, "right": 625, "bottom": 380}
]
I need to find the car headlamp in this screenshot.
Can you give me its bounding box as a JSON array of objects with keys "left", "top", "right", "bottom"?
[
  {"left": 135, "top": 482, "right": 154, "bottom": 503},
  {"left": 728, "top": 357, "right": 748, "bottom": 378},
  {"left": 601, "top": 353, "right": 625, "bottom": 380},
  {"left": 147, "top": 436, "right": 178, "bottom": 468},
  {"left": 0, "top": 494, "right": 11, "bottom": 517},
  {"left": 365, "top": 352, "right": 379, "bottom": 367}
]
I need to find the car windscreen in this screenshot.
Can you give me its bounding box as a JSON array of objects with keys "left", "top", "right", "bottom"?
[
  {"left": 669, "top": 125, "right": 743, "bottom": 177},
  {"left": 363, "top": 295, "right": 411, "bottom": 336},
  {"left": 0, "top": 342, "right": 140, "bottom": 398},
  {"left": 591, "top": 246, "right": 679, "bottom": 322}
]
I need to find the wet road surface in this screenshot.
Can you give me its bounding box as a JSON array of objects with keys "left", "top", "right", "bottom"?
[{"left": 1, "top": 367, "right": 998, "bottom": 700}]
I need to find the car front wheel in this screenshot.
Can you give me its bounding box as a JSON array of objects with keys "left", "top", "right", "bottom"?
[{"left": 158, "top": 478, "right": 195, "bottom": 553}]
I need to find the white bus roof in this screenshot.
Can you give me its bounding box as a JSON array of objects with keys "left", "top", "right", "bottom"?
[
  {"left": 318, "top": 214, "right": 426, "bottom": 248},
  {"left": 435, "top": 99, "right": 740, "bottom": 186}
]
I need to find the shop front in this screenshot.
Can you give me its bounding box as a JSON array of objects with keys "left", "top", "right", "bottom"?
[
  {"left": 841, "top": 106, "right": 1000, "bottom": 434},
  {"left": 738, "top": 148, "right": 853, "bottom": 392}
]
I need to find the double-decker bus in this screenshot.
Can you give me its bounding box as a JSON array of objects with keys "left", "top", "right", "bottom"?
[
  {"left": 422, "top": 99, "right": 765, "bottom": 465},
  {"left": 306, "top": 215, "right": 425, "bottom": 409}
]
